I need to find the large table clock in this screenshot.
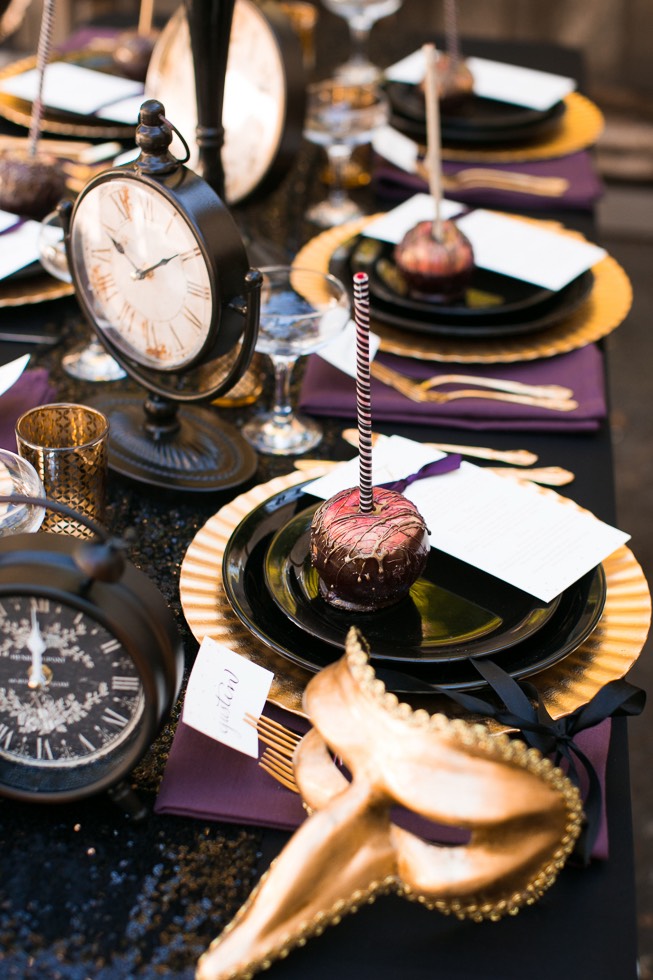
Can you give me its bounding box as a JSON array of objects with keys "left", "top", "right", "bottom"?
[
  {"left": 145, "top": 0, "right": 306, "bottom": 204},
  {"left": 0, "top": 496, "right": 184, "bottom": 805},
  {"left": 62, "top": 98, "right": 262, "bottom": 491}
]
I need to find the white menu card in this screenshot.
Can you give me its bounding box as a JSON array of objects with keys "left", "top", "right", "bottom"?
[
  {"left": 0, "top": 220, "right": 43, "bottom": 280},
  {"left": 305, "top": 435, "right": 630, "bottom": 603},
  {"left": 362, "top": 197, "right": 606, "bottom": 291},
  {"left": 384, "top": 51, "right": 576, "bottom": 111},
  {"left": 0, "top": 63, "right": 144, "bottom": 118}
]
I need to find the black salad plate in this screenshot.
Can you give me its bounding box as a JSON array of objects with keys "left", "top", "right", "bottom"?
[
  {"left": 330, "top": 235, "right": 594, "bottom": 340},
  {"left": 263, "top": 502, "right": 560, "bottom": 663},
  {"left": 385, "top": 82, "right": 567, "bottom": 147},
  {"left": 221, "top": 482, "right": 607, "bottom": 693}
]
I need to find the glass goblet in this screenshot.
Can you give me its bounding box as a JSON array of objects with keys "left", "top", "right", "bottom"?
[
  {"left": 304, "top": 78, "right": 389, "bottom": 228},
  {"left": 0, "top": 448, "right": 45, "bottom": 535},
  {"left": 38, "top": 211, "right": 126, "bottom": 383},
  {"left": 242, "top": 266, "right": 350, "bottom": 456},
  {"left": 321, "top": 0, "right": 403, "bottom": 84}
]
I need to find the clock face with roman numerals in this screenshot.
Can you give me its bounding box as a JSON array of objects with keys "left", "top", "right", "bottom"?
[
  {"left": 69, "top": 174, "right": 214, "bottom": 371},
  {"left": 0, "top": 594, "right": 144, "bottom": 768}
]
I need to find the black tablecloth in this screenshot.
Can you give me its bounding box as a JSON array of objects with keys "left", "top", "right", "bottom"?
[{"left": 0, "top": 31, "right": 639, "bottom": 980}]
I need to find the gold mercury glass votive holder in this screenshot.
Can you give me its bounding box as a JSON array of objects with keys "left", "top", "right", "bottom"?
[{"left": 15, "top": 403, "right": 109, "bottom": 538}]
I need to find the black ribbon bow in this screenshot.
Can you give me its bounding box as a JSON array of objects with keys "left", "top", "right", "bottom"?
[{"left": 442, "top": 658, "right": 646, "bottom": 864}]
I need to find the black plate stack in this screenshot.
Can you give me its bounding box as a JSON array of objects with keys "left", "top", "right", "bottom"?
[{"left": 222, "top": 481, "right": 607, "bottom": 695}]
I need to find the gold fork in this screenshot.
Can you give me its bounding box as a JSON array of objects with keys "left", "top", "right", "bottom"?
[
  {"left": 245, "top": 712, "right": 304, "bottom": 793},
  {"left": 417, "top": 161, "right": 569, "bottom": 198},
  {"left": 259, "top": 747, "right": 300, "bottom": 793},
  {"left": 245, "top": 712, "right": 304, "bottom": 752},
  {"left": 370, "top": 360, "right": 578, "bottom": 411},
  {"left": 416, "top": 371, "right": 573, "bottom": 401}
]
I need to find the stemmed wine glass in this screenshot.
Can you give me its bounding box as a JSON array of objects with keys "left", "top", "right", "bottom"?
[
  {"left": 38, "top": 210, "right": 126, "bottom": 382},
  {"left": 321, "top": 0, "right": 403, "bottom": 84},
  {"left": 242, "top": 266, "right": 351, "bottom": 455},
  {"left": 304, "top": 78, "right": 390, "bottom": 228}
]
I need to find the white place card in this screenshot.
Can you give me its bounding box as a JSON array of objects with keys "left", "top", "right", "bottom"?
[
  {"left": 372, "top": 124, "right": 420, "bottom": 174},
  {"left": 363, "top": 198, "right": 606, "bottom": 291},
  {"left": 317, "top": 319, "right": 381, "bottom": 379},
  {"left": 0, "top": 63, "right": 144, "bottom": 117},
  {"left": 384, "top": 50, "right": 576, "bottom": 111},
  {"left": 0, "top": 209, "right": 21, "bottom": 235},
  {"left": 362, "top": 194, "right": 465, "bottom": 243},
  {"left": 305, "top": 435, "right": 630, "bottom": 603},
  {"left": 0, "top": 220, "right": 42, "bottom": 280},
  {"left": 182, "top": 637, "right": 274, "bottom": 758},
  {"left": 0, "top": 354, "right": 30, "bottom": 397}
]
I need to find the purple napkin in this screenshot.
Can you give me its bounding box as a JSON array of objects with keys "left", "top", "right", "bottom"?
[
  {"left": 298, "top": 344, "right": 606, "bottom": 433},
  {"left": 0, "top": 368, "right": 56, "bottom": 451},
  {"left": 373, "top": 151, "right": 604, "bottom": 211},
  {"left": 155, "top": 703, "right": 611, "bottom": 860}
]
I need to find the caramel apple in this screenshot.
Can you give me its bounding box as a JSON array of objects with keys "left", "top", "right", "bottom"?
[
  {"left": 310, "top": 486, "right": 430, "bottom": 613},
  {"left": 419, "top": 52, "right": 474, "bottom": 108},
  {"left": 394, "top": 218, "right": 474, "bottom": 301},
  {"left": 0, "top": 152, "right": 66, "bottom": 220}
]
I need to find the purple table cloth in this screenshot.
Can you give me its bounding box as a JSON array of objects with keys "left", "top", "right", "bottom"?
[
  {"left": 155, "top": 702, "right": 611, "bottom": 861},
  {"left": 298, "top": 343, "right": 606, "bottom": 433},
  {"left": 373, "top": 150, "right": 605, "bottom": 212},
  {"left": 0, "top": 368, "right": 56, "bottom": 451}
]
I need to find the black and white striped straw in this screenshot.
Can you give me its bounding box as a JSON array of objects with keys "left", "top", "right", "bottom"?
[
  {"left": 28, "top": 0, "right": 57, "bottom": 159},
  {"left": 353, "top": 271, "right": 374, "bottom": 514}
]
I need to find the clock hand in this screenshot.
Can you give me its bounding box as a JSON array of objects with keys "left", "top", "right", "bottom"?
[
  {"left": 26, "top": 606, "right": 49, "bottom": 690},
  {"left": 108, "top": 234, "right": 141, "bottom": 273},
  {"left": 131, "top": 253, "right": 179, "bottom": 280}
]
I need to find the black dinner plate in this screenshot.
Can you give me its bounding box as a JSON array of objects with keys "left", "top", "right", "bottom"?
[
  {"left": 385, "top": 82, "right": 566, "bottom": 147},
  {"left": 263, "top": 502, "right": 560, "bottom": 663},
  {"left": 221, "top": 482, "right": 607, "bottom": 693},
  {"left": 330, "top": 235, "right": 594, "bottom": 340}
]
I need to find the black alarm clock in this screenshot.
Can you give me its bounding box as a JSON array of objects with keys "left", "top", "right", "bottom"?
[
  {"left": 0, "top": 496, "right": 184, "bottom": 803},
  {"left": 59, "top": 98, "right": 262, "bottom": 492}
]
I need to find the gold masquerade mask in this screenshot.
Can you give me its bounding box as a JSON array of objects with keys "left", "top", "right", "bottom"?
[{"left": 197, "top": 627, "right": 583, "bottom": 980}]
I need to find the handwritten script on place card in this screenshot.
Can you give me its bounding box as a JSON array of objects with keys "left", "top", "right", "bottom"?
[
  {"left": 305, "top": 435, "right": 630, "bottom": 603},
  {"left": 182, "top": 637, "right": 273, "bottom": 758}
]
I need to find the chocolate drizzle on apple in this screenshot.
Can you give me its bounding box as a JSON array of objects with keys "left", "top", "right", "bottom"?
[{"left": 310, "top": 486, "right": 430, "bottom": 613}]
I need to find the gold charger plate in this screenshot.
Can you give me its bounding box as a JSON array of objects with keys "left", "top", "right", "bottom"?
[
  {"left": 0, "top": 270, "right": 74, "bottom": 308},
  {"left": 294, "top": 215, "right": 632, "bottom": 364},
  {"left": 0, "top": 50, "right": 136, "bottom": 139},
  {"left": 441, "top": 92, "right": 604, "bottom": 163},
  {"left": 179, "top": 467, "right": 651, "bottom": 723}
]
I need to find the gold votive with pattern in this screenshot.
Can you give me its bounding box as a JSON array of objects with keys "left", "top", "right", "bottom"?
[{"left": 15, "top": 403, "right": 109, "bottom": 538}]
